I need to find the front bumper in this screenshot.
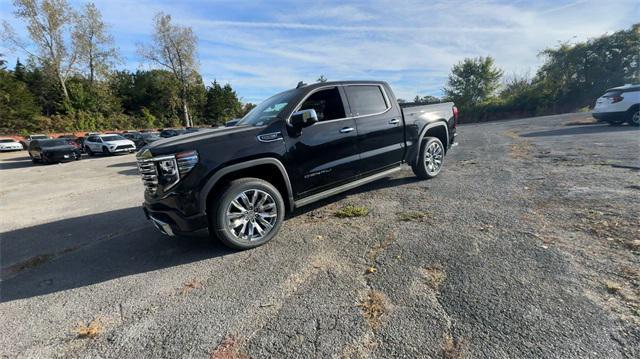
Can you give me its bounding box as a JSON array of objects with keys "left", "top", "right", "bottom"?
[
  {"left": 142, "top": 203, "right": 208, "bottom": 236},
  {"left": 44, "top": 151, "right": 80, "bottom": 162},
  {"left": 109, "top": 147, "right": 136, "bottom": 153},
  {"left": 0, "top": 146, "right": 23, "bottom": 151}
]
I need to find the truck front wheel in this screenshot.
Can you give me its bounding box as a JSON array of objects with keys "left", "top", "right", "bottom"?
[
  {"left": 210, "top": 178, "right": 285, "bottom": 249},
  {"left": 412, "top": 137, "right": 444, "bottom": 179}
]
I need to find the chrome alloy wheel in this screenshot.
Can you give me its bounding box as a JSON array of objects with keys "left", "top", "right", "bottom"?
[
  {"left": 424, "top": 141, "right": 444, "bottom": 174},
  {"left": 632, "top": 111, "right": 640, "bottom": 126},
  {"left": 225, "top": 189, "right": 278, "bottom": 242}
]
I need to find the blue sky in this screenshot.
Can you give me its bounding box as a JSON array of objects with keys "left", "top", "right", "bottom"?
[{"left": 1, "top": 0, "right": 638, "bottom": 103}]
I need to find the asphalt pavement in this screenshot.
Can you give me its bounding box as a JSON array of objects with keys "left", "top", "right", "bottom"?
[{"left": 0, "top": 113, "right": 638, "bottom": 358}]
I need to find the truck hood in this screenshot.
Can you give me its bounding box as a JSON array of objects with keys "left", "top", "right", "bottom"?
[{"left": 147, "top": 126, "right": 259, "bottom": 155}]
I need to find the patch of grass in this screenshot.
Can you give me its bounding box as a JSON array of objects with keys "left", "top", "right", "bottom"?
[
  {"left": 442, "top": 334, "right": 467, "bottom": 359},
  {"left": 180, "top": 278, "right": 203, "bottom": 295},
  {"left": 509, "top": 141, "right": 532, "bottom": 159},
  {"left": 75, "top": 318, "right": 103, "bottom": 339},
  {"left": 210, "top": 336, "right": 248, "bottom": 359},
  {"left": 605, "top": 281, "right": 622, "bottom": 294},
  {"left": 422, "top": 264, "right": 446, "bottom": 290},
  {"left": 335, "top": 205, "right": 369, "bottom": 218},
  {"left": 563, "top": 115, "right": 597, "bottom": 126},
  {"left": 368, "top": 233, "right": 396, "bottom": 263},
  {"left": 396, "top": 210, "right": 433, "bottom": 222},
  {"left": 358, "top": 290, "right": 387, "bottom": 329},
  {"left": 365, "top": 266, "right": 377, "bottom": 274}
]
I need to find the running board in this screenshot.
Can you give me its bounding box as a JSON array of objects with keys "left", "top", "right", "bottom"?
[{"left": 294, "top": 166, "right": 402, "bottom": 208}]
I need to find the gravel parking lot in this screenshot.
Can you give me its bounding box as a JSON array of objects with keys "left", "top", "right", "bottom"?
[{"left": 1, "top": 113, "right": 638, "bottom": 358}]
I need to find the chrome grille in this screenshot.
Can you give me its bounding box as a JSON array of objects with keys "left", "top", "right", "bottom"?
[{"left": 137, "top": 160, "right": 158, "bottom": 194}]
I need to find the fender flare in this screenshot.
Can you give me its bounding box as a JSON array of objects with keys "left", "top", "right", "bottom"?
[
  {"left": 198, "top": 157, "right": 295, "bottom": 213},
  {"left": 415, "top": 121, "right": 449, "bottom": 163}
]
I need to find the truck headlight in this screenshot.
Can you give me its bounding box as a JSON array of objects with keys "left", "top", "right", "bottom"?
[{"left": 157, "top": 151, "right": 198, "bottom": 190}]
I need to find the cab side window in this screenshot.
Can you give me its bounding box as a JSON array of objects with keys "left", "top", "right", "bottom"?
[
  {"left": 298, "top": 88, "right": 346, "bottom": 122},
  {"left": 344, "top": 85, "right": 389, "bottom": 117}
]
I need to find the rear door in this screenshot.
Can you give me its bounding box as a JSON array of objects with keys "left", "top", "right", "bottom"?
[
  {"left": 285, "top": 86, "right": 360, "bottom": 197},
  {"left": 344, "top": 84, "right": 404, "bottom": 175}
]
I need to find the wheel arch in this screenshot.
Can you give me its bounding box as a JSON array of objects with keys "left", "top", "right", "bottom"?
[
  {"left": 199, "top": 158, "right": 294, "bottom": 214},
  {"left": 412, "top": 120, "right": 449, "bottom": 165}
]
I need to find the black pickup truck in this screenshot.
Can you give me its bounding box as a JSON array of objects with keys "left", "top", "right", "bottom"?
[{"left": 137, "top": 81, "right": 458, "bottom": 249}]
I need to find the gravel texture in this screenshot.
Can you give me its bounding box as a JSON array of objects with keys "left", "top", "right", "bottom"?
[{"left": 1, "top": 113, "right": 638, "bottom": 358}]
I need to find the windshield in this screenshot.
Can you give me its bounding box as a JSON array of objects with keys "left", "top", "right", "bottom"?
[
  {"left": 0, "top": 139, "right": 17, "bottom": 143},
  {"left": 142, "top": 133, "right": 160, "bottom": 140},
  {"left": 101, "top": 135, "right": 126, "bottom": 141},
  {"left": 237, "top": 90, "right": 296, "bottom": 126},
  {"left": 41, "top": 139, "right": 72, "bottom": 147},
  {"left": 32, "top": 135, "right": 47, "bottom": 139}
]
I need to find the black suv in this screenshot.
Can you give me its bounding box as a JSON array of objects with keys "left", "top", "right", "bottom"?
[{"left": 137, "top": 81, "right": 457, "bottom": 249}]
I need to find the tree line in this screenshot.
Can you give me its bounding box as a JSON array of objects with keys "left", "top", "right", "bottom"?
[
  {"left": 407, "top": 23, "right": 639, "bottom": 122},
  {"left": 1, "top": 1, "right": 638, "bottom": 134},
  {"left": 0, "top": 0, "right": 253, "bottom": 134}
]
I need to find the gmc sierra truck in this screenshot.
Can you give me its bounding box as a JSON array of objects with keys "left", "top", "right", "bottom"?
[{"left": 137, "top": 81, "right": 458, "bottom": 249}]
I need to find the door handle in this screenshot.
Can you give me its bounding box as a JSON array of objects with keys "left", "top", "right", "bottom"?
[
  {"left": 339, "top": 127, "right": 355, "bottom": 133},
  {"left": 389, "top": 119, "right": 400, "bottom": 125}
]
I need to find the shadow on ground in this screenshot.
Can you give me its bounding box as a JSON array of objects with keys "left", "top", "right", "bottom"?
[
  {"left": 0, "top": 207, "right": 233, "bottom": 302},
  {"left": 0, "top": 172, "right": 421, "bottom": 302},
  {"left": 521, "top": 123, "right": 638, "bottom": 138}
]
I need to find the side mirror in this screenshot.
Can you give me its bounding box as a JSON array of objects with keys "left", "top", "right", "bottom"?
[{"left": 290, "top": 109, "right": 319, "bottom": 128}]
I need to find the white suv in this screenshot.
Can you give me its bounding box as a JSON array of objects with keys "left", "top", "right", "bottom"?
[
  {"left": 84, "top": 134, "right": 136, "bottom": 155},
  {"left": 593, "top": 84, "right": 640, "bottom": 126}
]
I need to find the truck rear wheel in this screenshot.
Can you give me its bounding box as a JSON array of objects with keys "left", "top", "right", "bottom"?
[
  {"left": 412, "top": 137, "right": 444, "bottom": 179},
  {"left": 210, "top": 178, "right": 285, "bottom": 249}
]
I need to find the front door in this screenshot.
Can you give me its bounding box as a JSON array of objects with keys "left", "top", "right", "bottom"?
[
  {"left": 344, "top": 84, "right": 404, "bottom": 175},
  {"left": 284, "top": 87, "right": 360, "bottom": 197}
]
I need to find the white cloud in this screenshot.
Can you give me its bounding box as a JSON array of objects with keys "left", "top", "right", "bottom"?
[{"left": 1, "top": 0, "right": 637, "bottom": 102}]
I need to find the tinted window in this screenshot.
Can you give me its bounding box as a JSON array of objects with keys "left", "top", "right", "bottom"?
[
  {"left": 298, "top": 88, "right": 346, "bottom": 121},
  {"left": 345, "top": 86, "right": 388, "bottom": 117},
  {"left": 40, "top": 139, "right": 72, "bottom": 147}
]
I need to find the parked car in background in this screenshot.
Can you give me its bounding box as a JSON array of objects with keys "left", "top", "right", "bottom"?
[
  {"left": 160, "top": 128, "right": 187, "bottom": 138},
  {"left": 593, "top": 84, "right": 640, "bottom": 126},
  {"left": 0, "top": 138, "right": 24, "bottom": 151},
  {"left": 84, "top": 134, "right": 136, "bottom": 156},
  {"left": 123, "top": 132, "right": 162, "bottom": 148},
  {"left": 137, "top": 80, "right": 457, "bottom": 249},
  {"left": 28, "top": 139, "right": 82, "bottom": 163},
  {"left": 140, "top": 129, "right": 158, "bottom": 133},
  {"left": 21, "top": 134, "right": 49, "bottom": 149}
]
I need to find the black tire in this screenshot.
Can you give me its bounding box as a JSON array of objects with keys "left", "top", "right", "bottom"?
[
  {"left": 102, "top": 146, "right": 111, "bottom": 155},
  {"left": 86, "top": 146, "right": 94, "bottom": 156},
  {"left": 412, "top": 137, "right": 445, "bottom": 179},
  {"left": 210, "top": 178, "right": 285, "bottom": 250},
  {"left": 628, "top": 109, "right": 640, "bottom": 127}
]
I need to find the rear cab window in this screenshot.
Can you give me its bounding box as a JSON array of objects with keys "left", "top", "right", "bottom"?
[{"left": 344, "top": 85, "right": 389, "bottom": 117}]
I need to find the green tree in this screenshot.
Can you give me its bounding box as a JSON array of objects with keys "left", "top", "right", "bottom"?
[
  {"left": 203, "top": 81, "right": 243, "bottom": 125},
  {"left": 444, "top": 56, "right": 503, "bottom": 108},
  {"left": 138, "top": 12, "right": 199, "bottom": 127},
  {"left": 412, "top": 95, "right": 441, "bottom": 105},
  {"left": 73, "top": 2, "right": 119, "bottom": 85},
  {"left": 2, "top": 0, "right": 79, "bottom": 102},
  {"left": 0, "top": 69, "right": 40, "bottom": 133}
]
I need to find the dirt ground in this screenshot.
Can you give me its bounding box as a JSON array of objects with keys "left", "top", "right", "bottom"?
[{"left": 1, "top": 113, "right": 638, "bottom": 358}]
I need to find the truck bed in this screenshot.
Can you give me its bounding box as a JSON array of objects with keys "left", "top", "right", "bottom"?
[{"left": 400, "top": 102, "right": 455, "bottom": 122}]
